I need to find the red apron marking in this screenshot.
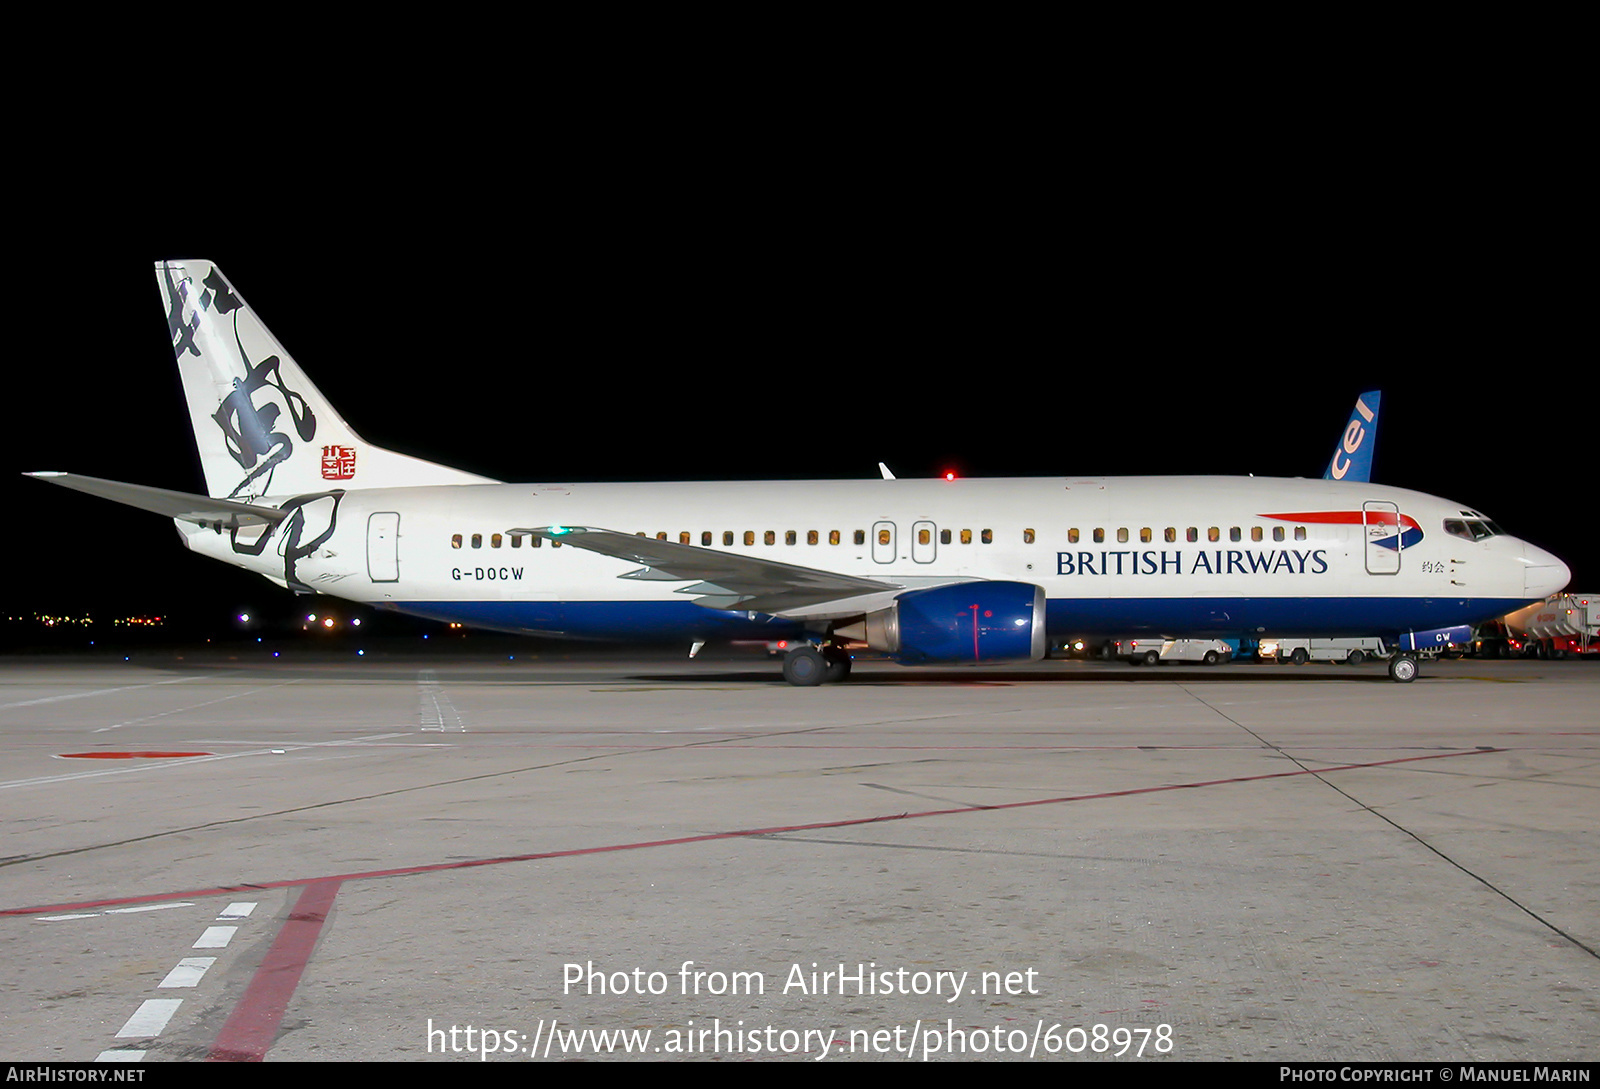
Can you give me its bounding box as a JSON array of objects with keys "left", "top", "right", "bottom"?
[
  {"left": 207, "top": 880, "right": 343, "bottom": 1062},
  {"left": 57, "top": 751, "right": 213, "bottom": 759}
]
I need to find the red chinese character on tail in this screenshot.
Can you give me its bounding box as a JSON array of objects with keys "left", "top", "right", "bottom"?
[{"left": 321, "top": 445, "right": 356, "bottom": 480}]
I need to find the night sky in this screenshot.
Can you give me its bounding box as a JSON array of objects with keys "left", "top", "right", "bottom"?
[{"left": 5, "top": 165, "right": 1592, "bottom": 634}]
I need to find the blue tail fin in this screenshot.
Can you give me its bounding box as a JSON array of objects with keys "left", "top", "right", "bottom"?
[{"left": 1323, "top": 391, "right": 1381, "bottom": 482}]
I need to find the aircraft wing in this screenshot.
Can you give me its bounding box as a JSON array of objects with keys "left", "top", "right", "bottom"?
[
  {"left": 512, "top": 525, "right": 905, "bottom": 615},
  {"left": 25, "top": 472, "right": 289, "bottom": 528}
]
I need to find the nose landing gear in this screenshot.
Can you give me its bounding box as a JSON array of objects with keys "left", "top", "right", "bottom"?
[{"left": 1387, "top": 654, "right": 1418, "bottom": 683}]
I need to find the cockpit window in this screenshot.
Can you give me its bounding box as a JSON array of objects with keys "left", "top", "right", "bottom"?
[{"left": 1443, "top": 518, "right": 1501, "bottom": 542}]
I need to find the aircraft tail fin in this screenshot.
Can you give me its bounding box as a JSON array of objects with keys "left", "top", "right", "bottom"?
[
  {"left": 157, "top": 259, "right": 497, "bottom": 499},
  {"left": 1323, "top": 391, "right": 1381, "bottom": 482}
]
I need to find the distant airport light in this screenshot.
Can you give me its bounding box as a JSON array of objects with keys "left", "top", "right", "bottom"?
[{"left": 944, "top": 471, "right": 957, "bottom": 481}]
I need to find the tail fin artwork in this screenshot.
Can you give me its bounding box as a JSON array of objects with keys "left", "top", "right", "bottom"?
[
  {"left": 1322, "top": 391, "right": 1381, "bottom": 483},
  {"left": 157, "top": 259, "right": 496, "bottom": 499}
]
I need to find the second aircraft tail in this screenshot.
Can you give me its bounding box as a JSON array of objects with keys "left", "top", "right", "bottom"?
[{"left": 1323, "top": 391, "right": 1381, "bottom": 483}]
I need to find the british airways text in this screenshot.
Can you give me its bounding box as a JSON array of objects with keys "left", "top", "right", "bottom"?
[{"left": 1056, "top": 549, "right": 1330, "bottom": 576}]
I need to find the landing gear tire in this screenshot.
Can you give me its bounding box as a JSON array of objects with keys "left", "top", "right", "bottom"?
[
  {"left": 823, "top": 645, "right": 852, "bottom": 683},
  {"left": 1388, "top": 654, "right": 1419, "bottom": 683},
  {"left": 783, "top": 646, "right": 828, "bottom": 687}
]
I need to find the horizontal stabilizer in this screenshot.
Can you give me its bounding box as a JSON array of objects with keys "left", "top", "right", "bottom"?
[{"left": 25, "top": 472, "right": 288, "bottom": 528}]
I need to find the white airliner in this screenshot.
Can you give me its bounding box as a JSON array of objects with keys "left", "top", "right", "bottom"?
[{"left": 27, "top": 260, "right": 1571, "bottom": 684}]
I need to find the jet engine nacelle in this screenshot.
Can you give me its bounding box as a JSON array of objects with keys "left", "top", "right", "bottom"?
[{"left": 838, "top": 581, "right": 1047, "bottom": 664}]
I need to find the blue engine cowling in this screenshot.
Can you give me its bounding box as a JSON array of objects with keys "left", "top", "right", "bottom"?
[{"left": 853, "top": 581, "right": 1047, "bottom": 664}]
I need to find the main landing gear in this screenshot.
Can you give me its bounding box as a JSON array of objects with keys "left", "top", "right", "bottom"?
[{"left": 782, "top": 644, "right": 853, "bottom": 686}]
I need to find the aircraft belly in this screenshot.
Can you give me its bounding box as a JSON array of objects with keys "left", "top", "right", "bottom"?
[
  {"left": 399, "top": 600, "right": 807, "bottom": 641},
  {"left": 1045, "top": 596, "right": 1534, "bottom": 638}
]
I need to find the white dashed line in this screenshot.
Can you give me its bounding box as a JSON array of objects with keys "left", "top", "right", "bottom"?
[
  {"left": 91, "top": 901, "right": 262, "bottom": 1060},
  {"left": 193, "top": 926, "right": 237, "bottom": 949},
  {"left": 158, "top": 958, "right": 217, "bottom": 988},
  {"left": 116, "top": 999, "right": 183, "bottom": 1038}
]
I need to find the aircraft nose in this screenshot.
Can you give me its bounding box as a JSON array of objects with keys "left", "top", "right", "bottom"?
[{"left": 1522, "top": 541, "right": 1571, "bottom": 598}]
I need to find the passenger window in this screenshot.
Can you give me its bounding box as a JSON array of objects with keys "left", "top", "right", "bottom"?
[
  {"left": 764, "top": 531, "right": 775, "bottom": 545},
  {"left": 1251, "top": 526, "right": 1263, "bottom": 542},
  {"left": 1165, "top": 527, "right": 1177, "bottom": 543},
  {"left": 1140, "top": 527, "right": 1152, "bottom": 543},
  {"left": 744, "top": 531, "right": 755, "bottom": 546},
  {"left": 702, "top": 532, "right": 712, "bottom": 546},
  {"left": 878, "top": 528, "right": 891, "bottom": 546},
  {"left": 981, "top": 529, "right": 992, "bottom": 544},
  {"left": 1093, "top": 528, "right": 1105, "bottom": 544},
  {"left": 451, "top": 534, "right": 462, "bottom": 549},
  {"left": 854, "top": 530, "right": 866, "bottom": 546},
  {"left": 940, "top": 529, "right": 951, "bottom": 544},
  {"left": 1294, "top": 526, "right": 1306, "bottom": 541},
  {"left": 1068, "top": 528, "right": 1080, "bottom": 544},
  {"left": 1116, "top": 528, "right": 1128, "bottom": 543},
  {"left": 1208, "top": 527, "right": 1220, "bottom": 542},
  {"left": 723, "top": 531, "right": 734, "bottom": 546},
  {"left": 1023, "top": 528, "right": 1035, "bottom": 544},
  {"left": 1229, "top": 527, "right": 1241, "bottom": 542},
  {"left": 471, "top": 533, "right": 482, "bottom": 549},
  {"left": 510, "top": 534, "right": 522, "bottom": 548},
  {"left": 918, "top": 528, "right": 930, "bottom": 545},
  {"left": 961, "top": 529, "right": 972, "bottom": 545},
  {"left": 1186, "top": 528, "right": 1198, "bottom": 543},
  {"left": 829, "top": 530, "right": 840, "bottom": 545},
  {"left": 491, "top": 533, "right": 502, "bottom": 548},
  {"left": 785, "top": 531, "right": 796, "bottom": 545},
  {"left": 680, "top": 532, "right": 691, "bottom": 545},
  {"left": 808, "top": 530, "right": 818, "bottom": 545},
  {"left": 1273, "top": 527, "right": 1285, "bottom": 542}
]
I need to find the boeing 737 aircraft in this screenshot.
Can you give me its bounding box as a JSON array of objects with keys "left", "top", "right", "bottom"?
[{"left": 27, "top": 261, "right": 1571, "bottom": 684}]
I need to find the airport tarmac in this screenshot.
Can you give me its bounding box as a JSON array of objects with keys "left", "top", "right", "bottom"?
[{"left": 0, "top": 648, "right": 1595, "bottom": 1063}]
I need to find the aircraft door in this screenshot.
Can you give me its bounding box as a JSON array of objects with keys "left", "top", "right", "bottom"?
[
  {"left": 368, "top": 511, "right": 400, "bottom": 582},
  {"left": 912, "top": 521, "right": 937, "bottom": 563},
  {"left": 1363, "top": 501, "right": 1401, "bottom": 575},
  {"left": 872, "top": 521, "right": 897, "bottom": 564}
]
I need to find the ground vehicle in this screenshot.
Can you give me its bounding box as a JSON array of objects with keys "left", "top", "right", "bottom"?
[
  {"left": 1497, "top": 594, "right": 1599, "bottom": 659},
  {"left": 1113, "top": 638, "right": 1233, "bottom": 665},
  {"left": 1260, "top": 637, "right": 1389, "bottom": 665}
]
